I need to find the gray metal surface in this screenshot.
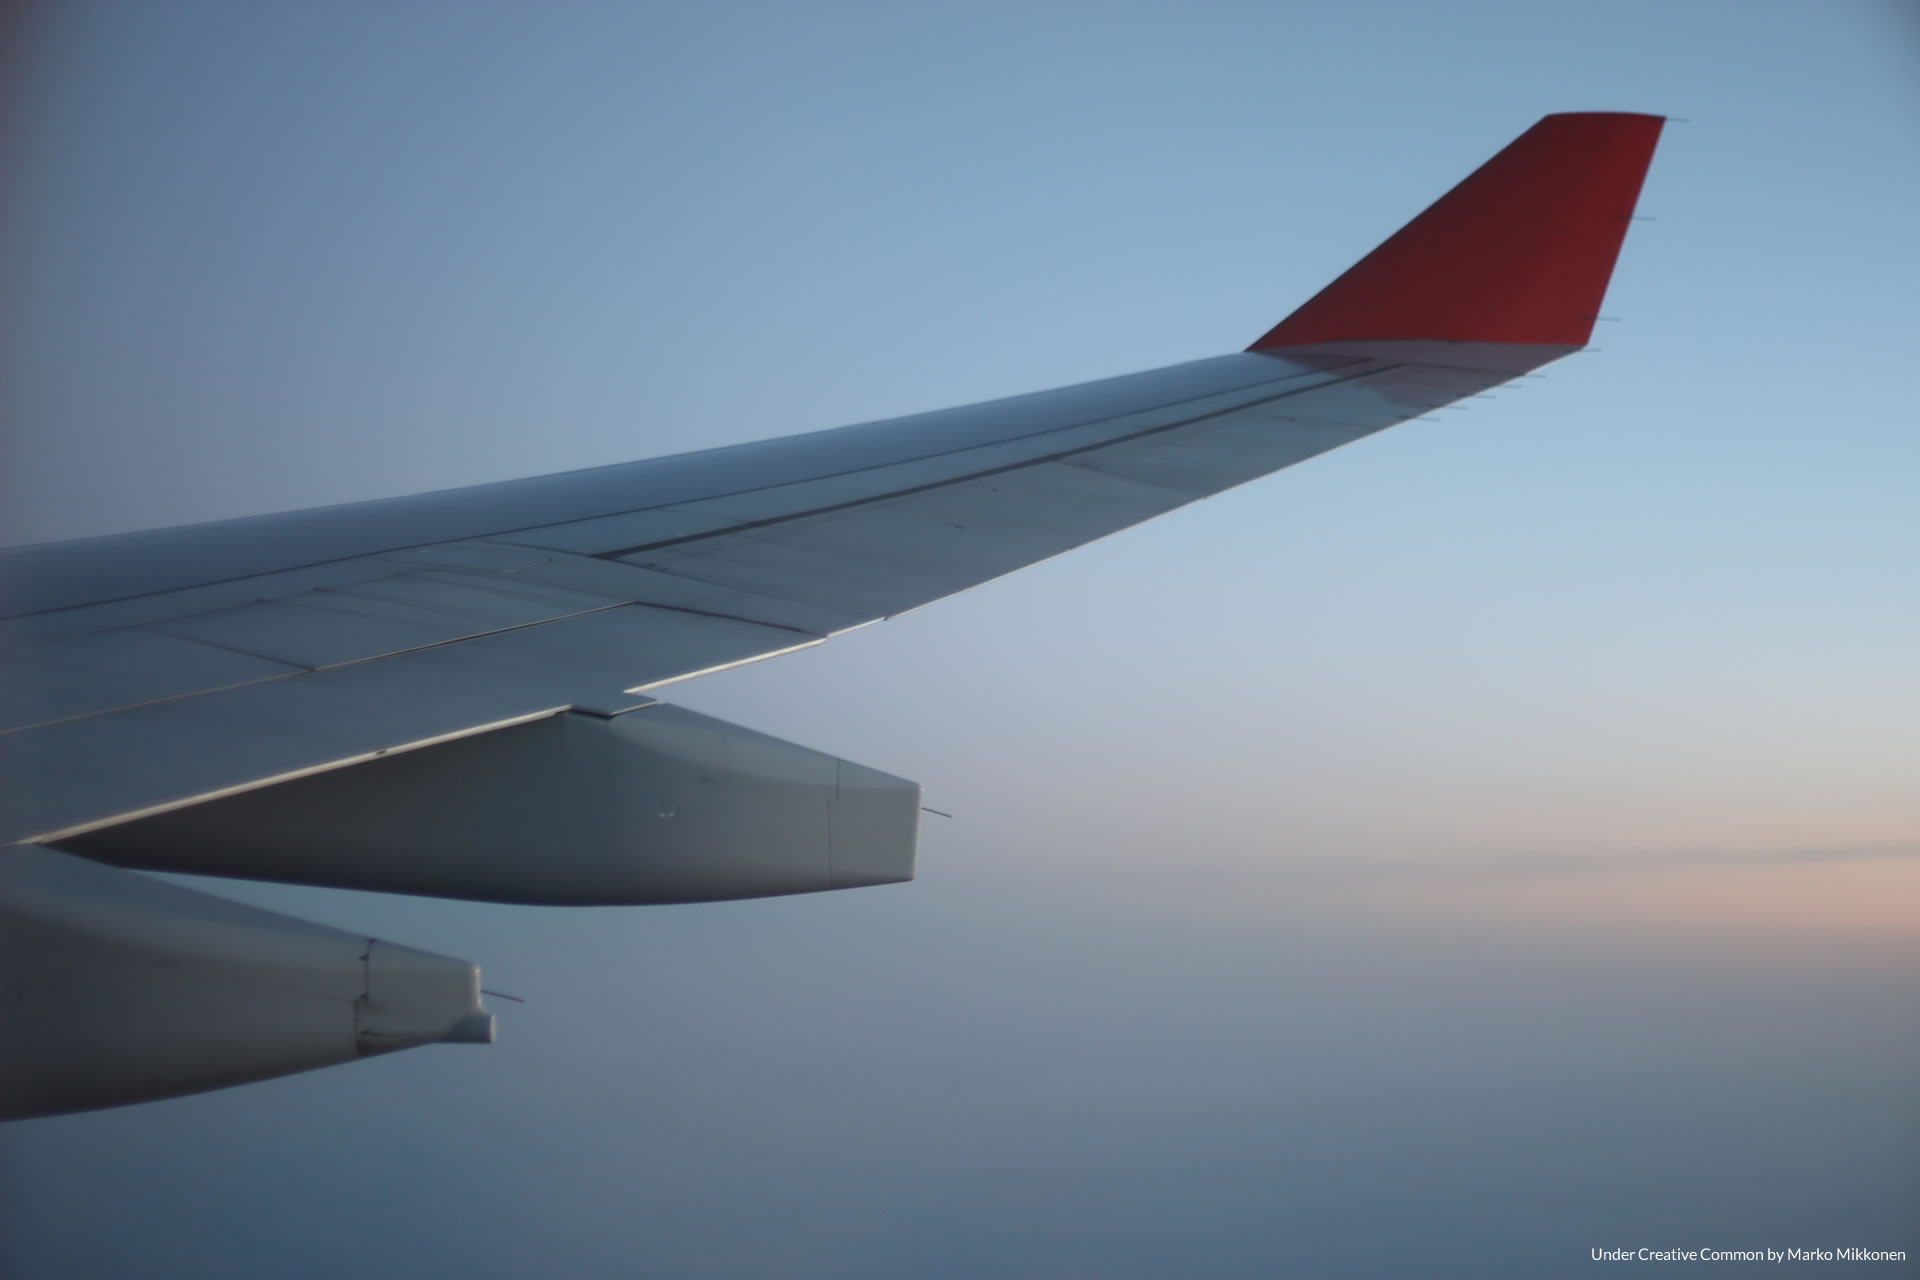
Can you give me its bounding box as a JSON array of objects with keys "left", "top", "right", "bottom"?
[
  {"left": 2, "top": 605, "right": 816, "bottom": 843},
  {"left": 0, "top": 847, "right": 490, "bottom": 1118},
  {"left": 148, "top": 570, "right": 626, "bottom": 671},
  {"left": 66, "top": 706, "right": 920, "bottom": 904},
  {"left": 0, "top": 629, "right": 300, "bottom": 733}
]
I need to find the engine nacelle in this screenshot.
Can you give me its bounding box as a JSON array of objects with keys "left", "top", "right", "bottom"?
[
  {"left": 0, "top": 846, "right": 492, "bottom": 1119},
  {"left": 60, "top": 704, "right": 920, "bottom": 905}
]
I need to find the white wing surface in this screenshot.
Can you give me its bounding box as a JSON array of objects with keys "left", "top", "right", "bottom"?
[{"left": 2, "top": 346, "right": 1529, "bottom": 845}]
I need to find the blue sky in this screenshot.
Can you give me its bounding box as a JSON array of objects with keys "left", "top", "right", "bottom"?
[{"left": 3, "top": 2, "right": 1917, "bottom": 1276}]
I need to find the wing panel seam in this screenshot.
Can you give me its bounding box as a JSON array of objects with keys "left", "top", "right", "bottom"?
[
  {"left": 0, "top": 597, "right": 813, "bottom": 738},
  {"left": 588, "top": 362, "right": 1405, "bottom": 561}
]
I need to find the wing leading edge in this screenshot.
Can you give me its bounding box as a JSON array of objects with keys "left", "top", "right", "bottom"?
[{"left": 0, "top": 113, "right": 1664, "bottom": 1116}]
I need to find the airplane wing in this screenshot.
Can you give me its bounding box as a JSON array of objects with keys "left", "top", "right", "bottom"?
[{"left": 0, "top": 112, "right": 1665, "bottom": 1117}]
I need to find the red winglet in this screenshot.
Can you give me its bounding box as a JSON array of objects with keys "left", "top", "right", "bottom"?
[{"left": 1250, "top": 112, "right": 1664, "bottom": 351}]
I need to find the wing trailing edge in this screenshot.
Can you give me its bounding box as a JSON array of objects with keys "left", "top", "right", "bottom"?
[{"left": 1250, "top": 112, "right": 1664, "bottom": 351}]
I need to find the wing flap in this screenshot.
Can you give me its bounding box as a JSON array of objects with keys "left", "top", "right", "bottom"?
[
  {"left": 146, "top": 571, "right": 627, "bottom": 671},
  {"left": 1, "top": 602, "right": 819, "bottom": 843},
  {"left": 1, "top": 630, "right": 300, "bottom": 733},
  {"left": 0, "top": 557, "right": 404, "bottom": 647},
  {"left": 496, "top": 547, "right": 857, "bottom": 635},
  {"left": 1061, "top": 415, "right": 1365, "bottom": 495}
]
